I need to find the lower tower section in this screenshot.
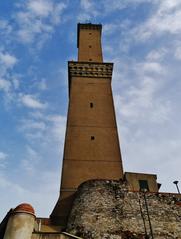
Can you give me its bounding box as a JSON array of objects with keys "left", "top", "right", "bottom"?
[{"left": 51, "top": 61, "right": 123, "bottom": 226}]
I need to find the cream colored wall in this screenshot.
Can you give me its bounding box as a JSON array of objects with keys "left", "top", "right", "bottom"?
[
  {"left": 4, "top": 213, "right": 35, "bottom": 239},
  {"left": 125, "top": 172, "right": 158, "bottom": 192}
]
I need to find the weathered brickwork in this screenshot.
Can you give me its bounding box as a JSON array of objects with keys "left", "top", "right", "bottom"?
[{"left": 67, "top": 180, "right": 181, "bottom": 239}]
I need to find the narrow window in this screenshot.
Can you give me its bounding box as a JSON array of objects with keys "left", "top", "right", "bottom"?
[
  {"left": 90, "top": 102, "right": 93, "bottom": 108},
  {"left": 91, "top": 136, "right": 95, "bottom": 140},
  {"left": 89, "top": 32, "right": 92, "bottom": 35},
  {"left": 89, "top": 58, "right": 92, "bottom": 61},
  {"left": 89, "top": 45, "right": 92, "bottom": 48},
  {"left": 139, "top": 180, "right": 149, "bottom": 192}
]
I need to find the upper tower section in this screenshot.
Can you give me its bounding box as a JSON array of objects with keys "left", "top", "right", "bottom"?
[{"left": 77, "top": 23, "right": 103, "bottom": 62}]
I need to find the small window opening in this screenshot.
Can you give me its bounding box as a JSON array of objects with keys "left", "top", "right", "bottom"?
[
  {"left": 90, "top": 102, "right": 93, "bottom": 108},
  {"left": 89, "top": 32, "right": 92, "bottom": 35},
  {"left": 91, "top": 136, "right": 95, "bottom": 140},
  {"left": 139, "top": 180, "right": 149, "bottom": 192},
  {"left": 89, "top": 45, "right": 92, "bottom": 48},
  {"left": 89, "top": 58, "right": 92, "bottom": 61}
]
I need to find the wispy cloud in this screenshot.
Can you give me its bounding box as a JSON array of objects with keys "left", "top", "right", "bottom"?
[
  {"left": 0, "top": 19, "right": 12, "bottom": 42},
  {"left": 21, "top": 145, "right": 41, "bottom": 174},
  {"left": 0, "top": 152, "right": 8, "bottom": 168},
  {"left": 47, "top": 115, "right": 66, "bottom": 142},
  {"left": 132, "top": 1, "right": 181, "bottom": 41},
  {"left": 0, "top": 79, "right": 11, "bottom": 93},
  {"left": 20, "top": 119, "right": 46, "bottom": 131},
  {"left": 27, "top": 0, "right": 54, "bottom": 17},
  {"left": 0, "top": 52, "right": 17, "bottom": 68},
  {"left": 146, "top": 48, "right": 167, "bottom": 61},
  {"left": 0, "top": 51, "right": 18, "bottom": 79},
  {"left": 0, "top": 168, "right": 60, "bottom": 218},
  {"left": 78, "top": 0, "right": 99, "bottom": 21},
  {"left": 36, "top": 78, "right": 48, "bottom": 91},
  {"left": 18, "top": 112, "right": 66, "bottom": 146},
  {"left": 14, "top": 0, "right": 67, "bottom": 47},
  {"left": 0, "top": 152, "right": 8, "bottom": 161},
  {"left": 0, "top": 51, "right": 18, "bottom": 103},
  {"left": 174, "top": 46, "right": 181, "bottom": 60},
  {"left": 19, "top": 94, "right": 47, "bottom": 109},
  {"left": 101, "top": 0, "right": 154, "bottom": 13}
]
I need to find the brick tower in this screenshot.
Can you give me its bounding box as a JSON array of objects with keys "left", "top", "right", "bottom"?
[{"left": 51, "top": 23, "right": 123, "bottom": 226}]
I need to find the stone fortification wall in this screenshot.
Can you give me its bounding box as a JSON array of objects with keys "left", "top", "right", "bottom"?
[{"left": 67, "top": 180, "right": 181, "bottom": 239}]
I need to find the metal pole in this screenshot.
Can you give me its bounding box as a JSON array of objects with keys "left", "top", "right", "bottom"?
[
  {"left": 173, "top": 181, "right": 180, "bottom": 194},
  {"left": 143, "top": 191, "right": 154, "bottom": 239},
  {"left": 176, "top": 184, "right": 180, "bottom": 194},
  {"left": 138, "top": 195, "right": 148, "bottom": 237}
]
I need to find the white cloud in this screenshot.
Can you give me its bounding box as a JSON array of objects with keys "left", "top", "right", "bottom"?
[
  {"left": 0, "top": 20, "right": 12, "bottom": 39},
  {"left": 78, "top": 0, "right": 99, "bottom": 20},
  {"left": 17, "top": 112, "right": 66, "bottom": 156},
  {"left": 27, "top": 0, "right": 53, "bottom": 17},
  {"left": 21, "top": 113, "right": 66, "bottom": 143},
  {"left": 47, "top": 115, "right": 66, "bottom": 142},
  {"left": 80, "top": 0, "right": 156, "bottom": 17},
  {"left": 20, "top": 119, "right": 46, "bottom": 131},
  {"left": 12, "top": 77, "right": 20, "bottom": 90},
  {"left": 0, "top": 152, "right": 8, "bottom": 161},
  {"left": 0, "top": 78, "right": 11, "bottom": 92},
  {"left": 113, "top": 56, "right": 170, "bottom": 125},
  {"left": 52, "top": 3, "right": 67, "bottom": 25},
  {"left": 175, "top": 46, "right": 181, "bottom": 60},
  {"left": 0, "top": 169, "right": 60, "bottom": 219},
  {"left": 16, "top": 17, "right": 53, "bottom": 44},
  {"left": 133, "top": 1, "right": 181, "bottom": 41},
  {"left": 104, "top": 21, "right": 131, "bottom": 36},
  {"left": 15, "top": 0, "right": 67, "bottom": 46},
  {"left": 0, "top": 52, "right": 17, "bottom": 68},
  {"left": 142, "top": 62, "right": 164, "bottom": 74},
  {"left": 80, "top": 0, "right": 93, "bottom": 11},
  {"left": 0, "top": 50, "right": 20, "bottom": 105},
  {"left": 20, "top": 94, "right": 47, "bottom": 109},
  {"left": 146, "top": 48, "right": 167, "bottom": 61},
  {"left": 0, "top": 51, "right": 18, "bottom": 93},
  {"left": 17, "top": 30, "right": 34, "bottom": 44},
  {"left": 159, "top": 0, "right": 181, "bottom": 13},
  {"left": 21, "top": 146, "right": 41, "bottom": 174}
]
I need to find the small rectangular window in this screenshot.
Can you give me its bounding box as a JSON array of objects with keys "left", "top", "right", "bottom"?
[
  {"left": 91, "top": 136, "right": 95, "bottom": 140},
  {"left": 90, "top": 102, "right": 93, "bottom": 108},
  {"left": 139, "top": 180, "right": 149, "bottom": 192}
]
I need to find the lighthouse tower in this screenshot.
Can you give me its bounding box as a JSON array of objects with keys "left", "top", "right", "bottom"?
[{"left": 51, "top": 23, "right": 123, "bottom": 226}]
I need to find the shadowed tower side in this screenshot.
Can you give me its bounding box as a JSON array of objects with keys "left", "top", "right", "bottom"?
[{"left": 51, "top": 23, "right": 124, "bottom": 226}]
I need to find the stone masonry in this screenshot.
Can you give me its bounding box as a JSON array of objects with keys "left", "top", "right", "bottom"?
[{"left": 67, "top": 180, "right": 181, "bottom": 239}]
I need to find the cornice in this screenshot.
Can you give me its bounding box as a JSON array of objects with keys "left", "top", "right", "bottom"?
[{"left": 68, "top": 61, "right": 113, "bottom": 78}]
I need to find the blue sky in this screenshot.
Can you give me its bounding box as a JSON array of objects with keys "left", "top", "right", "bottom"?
[{"left": 0, "top": 0, "right": 181, "bottom": 220}]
